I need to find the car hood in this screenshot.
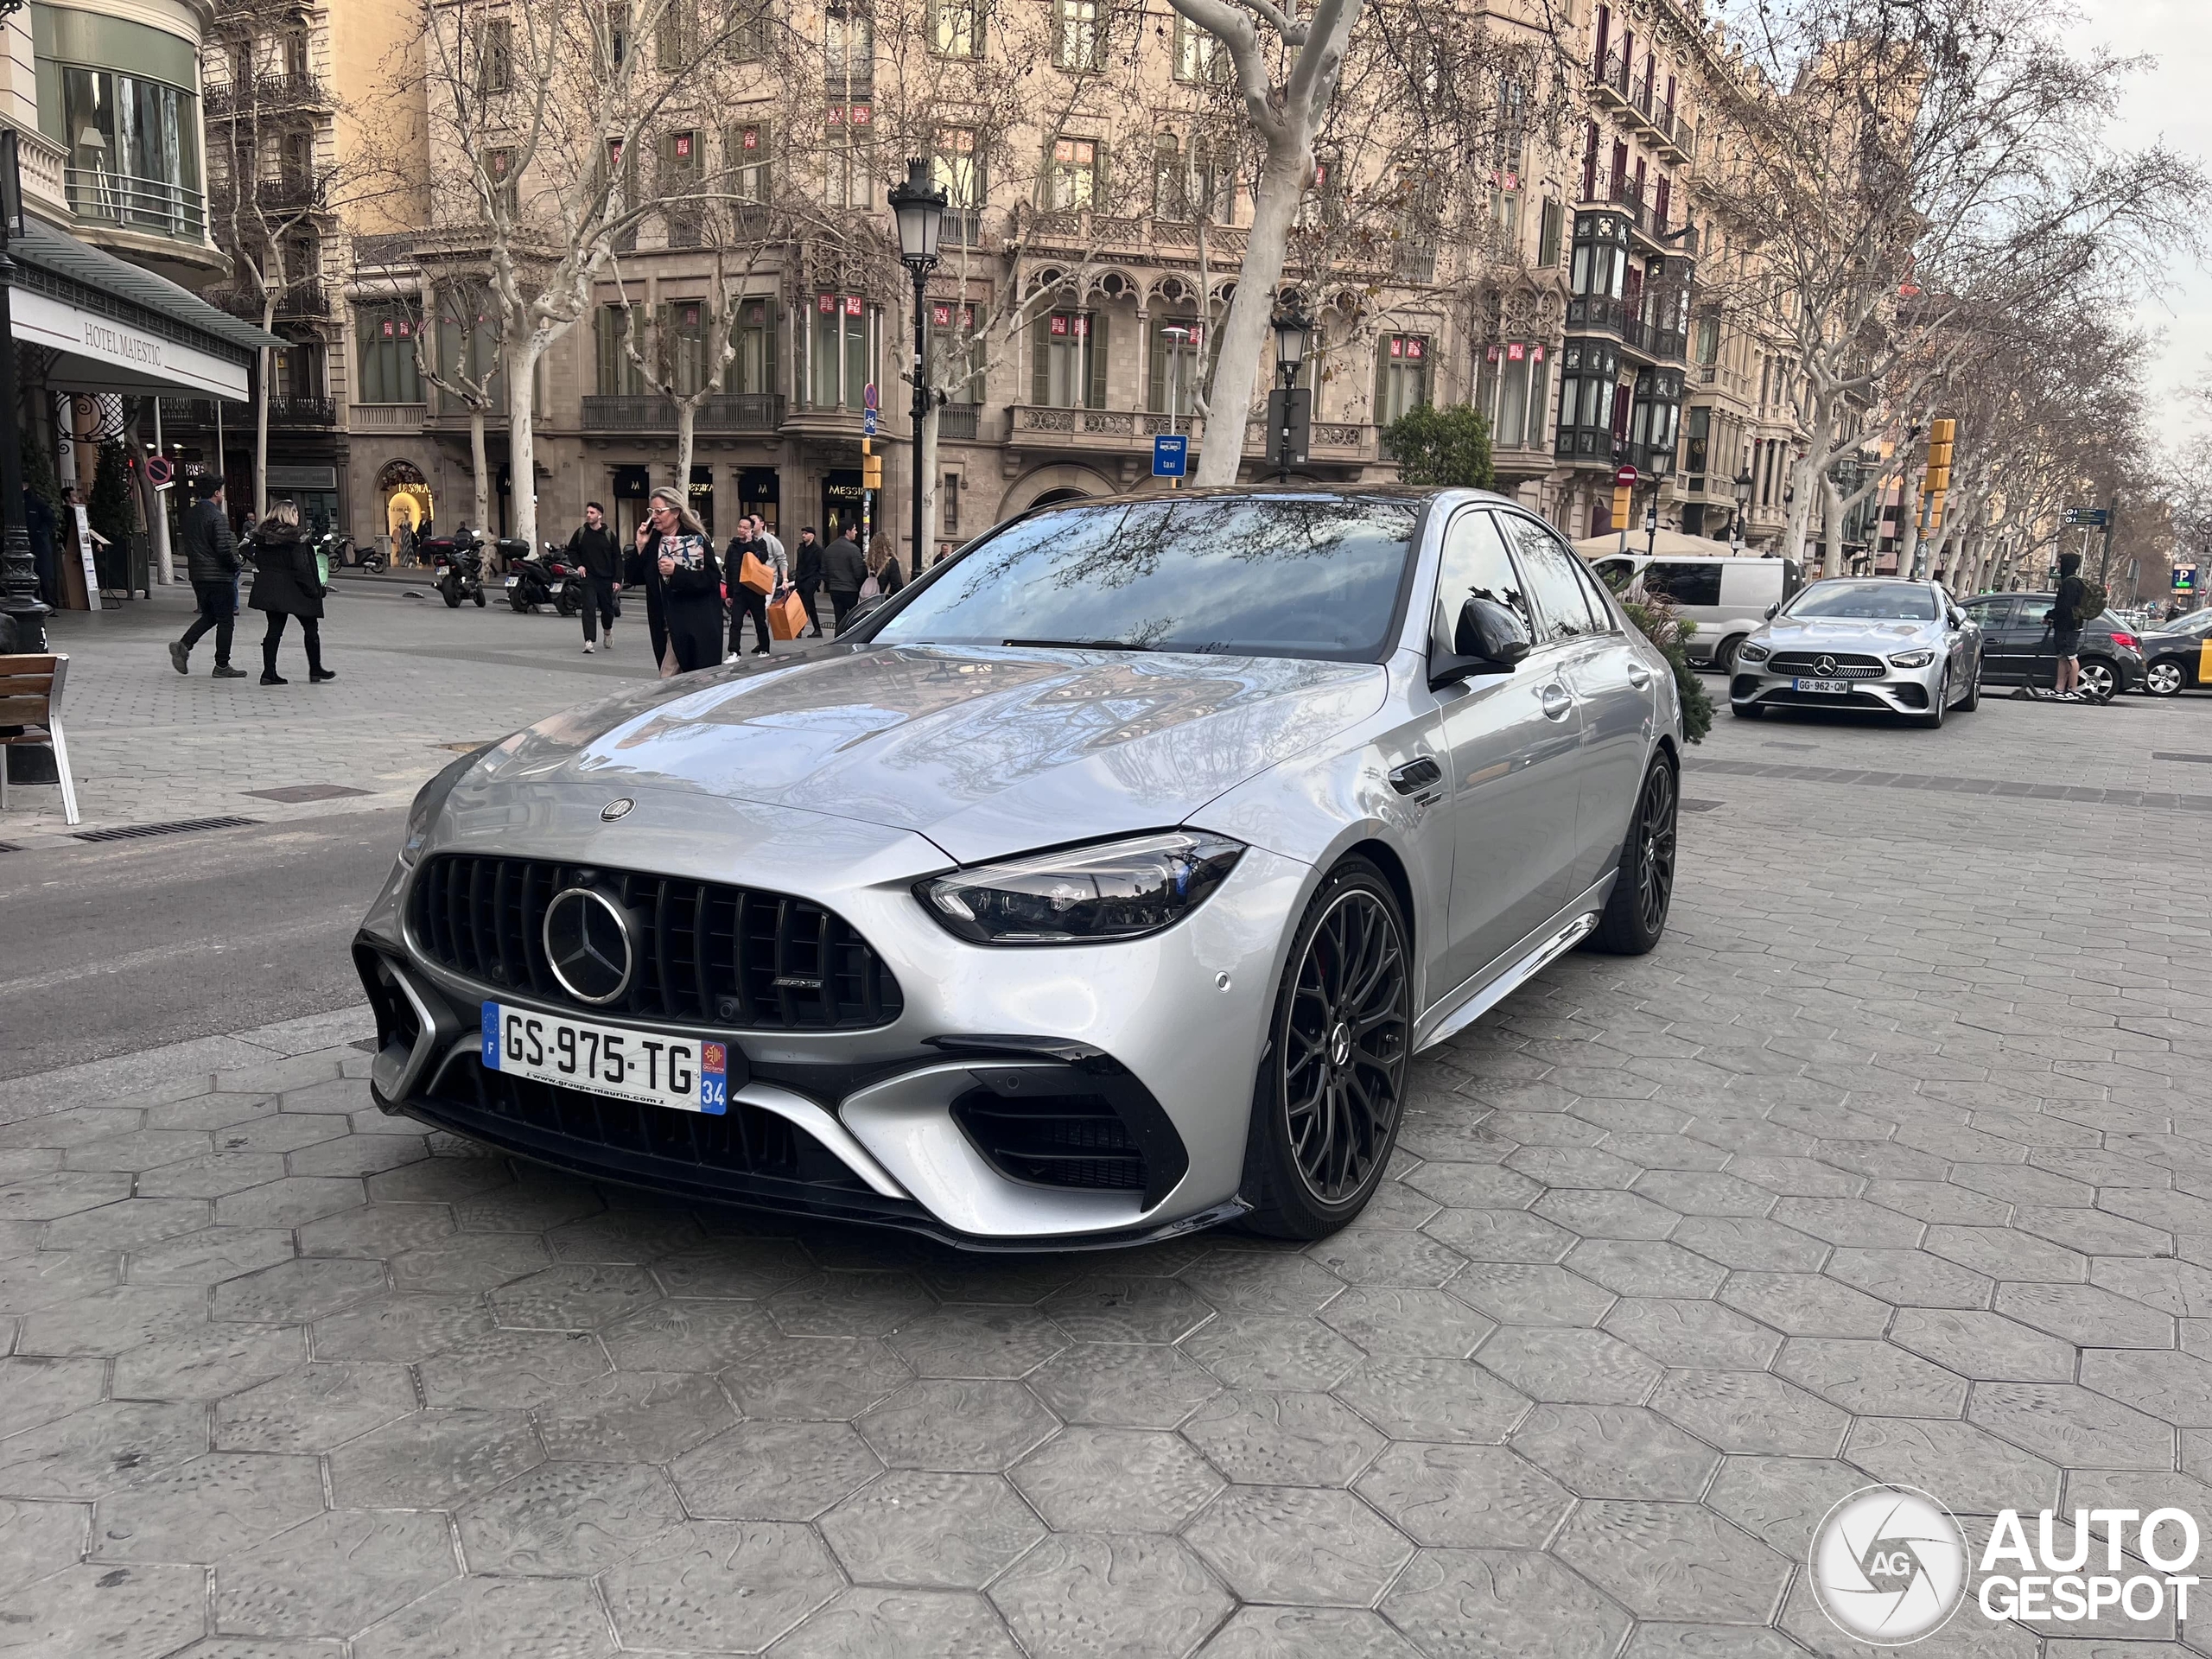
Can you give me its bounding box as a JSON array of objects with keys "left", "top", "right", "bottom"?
[
  {"left": 474, "top": 644, "right": 1387, "bottom": 865},
  {"left": 1759, "top": 615, "right": 1944, "bottom": 650}
]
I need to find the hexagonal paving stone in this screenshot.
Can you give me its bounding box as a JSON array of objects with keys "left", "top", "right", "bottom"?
[
  {"left": 721, "top": 1331, "right": 915, "bottom": 1421},
  {"left": 1649, "top": 1370, "right": 1850, "bottom": 1458},
  {"left": 285, "top": 1134, "right": 429, "bottom": 1180},
  {"left": 418, "top": 1328, "right": 610, "bottom": 1410},
  {"left": 1025, "top": 1342, "right": 1223, "bottom": 1428},
  {"left": 1009, "top": 1427, "right": 1223, "bottom": 1533},
  {"left": 0, "top": 1249, "right": 123, "bottom": 1314},
  {"left": 1476, "top": 1328, "right": 1661, "bottom": 1406},
  {"left": 296, "top": 1203, "right": 454, "bottom": 1259},
  {"left": 353, "top": 1573, "right": 615, "bottom": 1659},
  {"left": 1994, "top": 1282, "right": 2175, "bottom": 1350},
  {"left": 1382, "top": 1547, "right": 1630, "bottom": 1659},
  {"left": 1888, "top": 1309, "right": 2076, "bottom": 1382},
  {"left": 0, "top": 1357, "right": 105, "bottom": 1440},
  {"left": 1671, "top": 1218, "right": 1827, "bottom": 1274},
  {"left": 604, "top": 1300, "right": 778, "bottom": 1372},
  {"left": 767, "top": 1587, "right": 1020, "bottom": 1657},
  {"left": 648, "top": 1239, "right": 817, "bottom": 1300},
  {"left": 1040, "top": 1275, "right": 1215, "bottom": 1344},
  {"left": 1563, "top": 1241, "right": 1728, "bottom": 1300},
  {"left": 1821, "top": 1248, "right": 1993, "bottom": 1310},
  {"left": 534, "top": 1369, "right": 735, "bottom": 1461},
  {"left": 1307, "top": 1227, "right": 1467, "bottom": 1288},
  {"left": 1355, "top": 1442, "right": 1572, "bottom": 1549},
  {"left": 2079, "top": 1347, "right": 2212, "bottom": 1427},
  {"left": 366, "top": 1156, "right": 518, "bottom": 1206},
  {"left": 1179, "top": 1249, "right": 1345, "bottom": 1315},
  {"left": 1773, "top": 1338, "right": 1967, "bottom": 1419},
  {"left": 133, "top": 1153, "right": 287, "bottom": 1199},
  {"left": 0, "top": 1401, "right": 207, "bottom": 1499},
  {"left": 124, "top": 1226, "right": 295, "bottom": 1287},
  {"left": 1554, "top": 1500, "right": 1791, "bottom": 1624},
  {"left": 0, "top": 1497, "right": 89, "bottom": 1592},
  {"left": 489, "top": 1263, "right": 662, "bottom": 1331},
  {"left": 216, "top": 1507, "right": 457, "bottom": 1638},
  {"left": 855, "top": 1380, "right": 1058, "bottom": 1472},
  {"left": 1422, "top": 1207, "right": 1579, "bottom": 1264},
  {"left": 91, "top": 1452, "right": 324, "bottom": 1564},
  {"left": 1333, "top": 1355, "right": 1533, "bottom": 1444},
  {"left": 1319, "top": 1287, "right": 1495, "bottom": 1358},
  {"left": 214, "top": 1178, "right": 366, "bottom": 1231},
  {"left": 1968, "top": 1382, "right": 2176, "bottom": 1470},
  {"left": 1193, "top": 1605, "right": 1423, "bottom": 1657},
  {"left": 1534, "top": 1189, "right": 1682, "bottom": 1241},
  {"left": 884, "top": 1304, "right": 1070, "bottom": 1378},
  {"left": 1185, "top": 1484, "right": 1413, "bottom": 1606},
  {"left": 2, "top": 1560, "right": 207, "bottom": 1659},
  {"left": 819, "top": 1470, "right": 1045, "bottom": 1587},
  {"left": 1510, "top": 1405, "right": 1720, "bottom": 1501},
  {"left": 18, "top": 1284, "right": 208, "bottom": 1357},
  {"left": 456, "top": 1459, "right": 683, "bottom": 1574},
  {"left": 1703, "top": 1454, "right": 1872, "bottom": 1560},
  {"left": 1844, "top": 1417, "right": 2062, "bottom": 1516},
  {"left": 111, "top": 1325, "right": 308, "bottom": 1402},
  {"left": 390, "top": 1234, "right": 551, "bottom": 1294},
  {"left": 216, "top": 1363, "right": 417, "bottom": 1454},
  {"left": 1716, "top": 1272, "right": 1889, "bottom": 1338},
  {"left": 766, "top": 1271, "right": 938, "bottom": 1337},
  {"left": 1448, "top": 1263, "right": 1615, "bottom": 1328},
  {"left": 213, "top": 1258, "right": 386, "bottom": 1325},
  {"left": 451, "top": 1173, "right": 606, "bottom": 1235},
  {"left": 991, "top": 1533, "right": 1232, "bottom": 1659},
  {"left": 326, "top": 1408, "right": 543, "bottom": 1510},
  {"left": 1603, "top": 1300, "right": 1780, "bottom": 1370},
  {"left": 1182, "top": 1390, "right": 1384, "bottom": 1487},
  {"left": 0, "top": 1171, "right": 132, "bottom": 1222},
  {"left": 602, "top": 1521, "right": 842, "bottom": 1653},
  {"left": 1182, "top": 1313, "right": 1364, "bottom": 1391},
  {"left": 310, "top": 1292, "right": 495, "bottom": 1363},
  {"left": 673, "top": 1421, "right": 883, "bottom": 1522}
]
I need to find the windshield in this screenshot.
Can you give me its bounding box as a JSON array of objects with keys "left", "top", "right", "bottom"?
[
  {"left": 863, "top": 495, "right": 1422, "bottom": 661},
  {"left": 1785, "top": 582, "right": 1937, "bottom": 621}
]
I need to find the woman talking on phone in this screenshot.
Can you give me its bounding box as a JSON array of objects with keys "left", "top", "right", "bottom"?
[{"left": 633, "top": 487, "right": 723, "bottom": 673}]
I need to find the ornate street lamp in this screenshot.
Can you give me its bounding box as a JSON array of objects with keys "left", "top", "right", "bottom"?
[
  {"left": 0, "top": 129, "right": 45, "bottom": 653},
  {"left": 1731, "top": 466, "right": 1753, "bottom": 555},
  {"left": 1269, "top": 304, "right": 1310, "bottom": 482},
  {"left": 887, "top": 159, "right": 946, "bottom": 578}
]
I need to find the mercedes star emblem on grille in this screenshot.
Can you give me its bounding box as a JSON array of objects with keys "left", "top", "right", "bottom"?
[
  {"left": 601, "top": 798, "right": 635, "bottom": 822},
  {"left": 543, "top": 887, "right": 635, "bottom": 1004},
  {"left": 1814, "top": 655, "right": 1839, "bottom": 677}
]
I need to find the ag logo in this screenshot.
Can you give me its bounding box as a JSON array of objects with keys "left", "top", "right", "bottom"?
[{"left": 1810, "top": 1485, "right": 1968, "bottom": 1645}]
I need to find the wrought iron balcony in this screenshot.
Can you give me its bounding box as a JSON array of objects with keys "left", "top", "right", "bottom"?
[
  {"left": 206, "top": 73, "right": 333, "bottom": 118},
  {"left": 580, "top": 392, "right": 784, "bottom": 432}
]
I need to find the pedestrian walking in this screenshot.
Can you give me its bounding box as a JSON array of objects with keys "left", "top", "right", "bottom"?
[
  {"left": 792, "top": 525, "right": 824, "bottom": 637},
  {"left": 248, "top": 499, "right": 334, "bottom": 684},
  {"left": 724, "top": 516, "right": 778, "bottom": 659},
  {"left": 567, "top": 501, "right": 622, "bottom": 654},
  {"left": 2047, "top": 550, "right": 2097, "bottom": 700},
  {"left": 168, "top": 477, "right": 246, "bottom": 678},
  {"left": 625, "top": 514, "right": 671, "bottom": 674},
  {"left": 823, "top": 521, "right": 867, "bottom": 634},
  {"left": 865, "top": 531, "right": 905, "bottom": 600},
  {"left": 640, "top": 486, "right": 723, "bottom": 673}
]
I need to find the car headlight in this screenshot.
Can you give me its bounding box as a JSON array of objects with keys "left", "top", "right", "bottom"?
[
  {"left": 400, "top": 751, "right": 480, "bottom": 864},
  {"left": 1736, "top": 641, "right": 1771, "bottom": 664},
  {"left": 1888, "top": 650, "right": 1936, "bottom": 668},
  {"left": 917, "top": 830, "right": 1246, "bottom": 944}
]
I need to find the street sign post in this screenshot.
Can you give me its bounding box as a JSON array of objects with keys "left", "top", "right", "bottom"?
[
  {"left": 2175, "top": 566, "right": 2197, "bottom": 594},
  {"left": 862, "top": 408, "right": 876, "bottom": 439},
  {"left": 1152, "top": 435, "right": 1187, "bottom": 479},
  {"left": 1613, "top": 465, "right": 1638, "bottom": 556},
  {"left": 2063, "top": 507, "right": 2111, "bottom": 528},
  {"left": 862, "top": 383, "right": 879, "bottom": 411},
  {"left": 145, "top": 455, "right": 175, "bottom": 491}
]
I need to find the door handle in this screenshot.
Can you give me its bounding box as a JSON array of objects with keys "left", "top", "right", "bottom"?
[
  {"left": 1388, "top": 757, "right": 1443, "bottom": 795},
  {"left": 1540, "top": 683, "right": 1573, "bottom": 721},
  {"left": 1625, "top": 661, "right": 1653, "bottom": 689}
]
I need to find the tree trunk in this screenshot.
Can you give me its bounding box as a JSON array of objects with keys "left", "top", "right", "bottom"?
[
  {"left": 1789, "top": 452, "right": 1827, "bottom": 576},
  {"left": 253, "top": 332, "right": 273, "bottom": 520},
  {"left": 918, "top": 396, "right": 941, "bottom": 563},
  {"left": 1192, "top": 146, "right": 1306, "bottom": 486},
  {"left": 1897, "top": 494, "right": 1921, "bottom": 580},
  {"left": 1822, "top": 476, "right": 1843, "bottom": 575},
  {"left": 468, "top": 410, "right": 492, "bottom": 535},
  {"left": 506, "top": 334, "right": 545, "bottom": 547},
  {"left": 674, "top": 402, "right": 696, "bottom": 503}
]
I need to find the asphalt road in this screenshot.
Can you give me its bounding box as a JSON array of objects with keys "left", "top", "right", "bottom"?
[{"left": 0, "top": 804, "right": 399, "bottom": 1080}]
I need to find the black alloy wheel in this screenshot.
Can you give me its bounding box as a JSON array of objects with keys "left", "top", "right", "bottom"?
[
  {"left": 1243, "top": 859, "right": 1411, "bottom": 1237},
  {"left": 1587, "top": 756, "right": 1679, "bottom": 955}
]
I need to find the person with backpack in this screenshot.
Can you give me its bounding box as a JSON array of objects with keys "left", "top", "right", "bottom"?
[{"left": 2048, "top": 550, "right": 2104, "bottom": 699}]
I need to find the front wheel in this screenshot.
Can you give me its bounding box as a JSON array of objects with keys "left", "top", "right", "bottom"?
[
  {"left": 1714, "top": 634, "right": 1747, "bottom": 674},
  {"left": 359, "top": 550, "right": 385, "bottom": 575},
  {"left": 1957, "top": 659, "right": 1981, "bottom": 711},
  {"left": 1586, "top": 755, "right": 1678, "bottom": 956},
  {"left": 2146, "top": 658, "right": 2186, "bottom": 697},
  {"left": 2078, "top": 658, "right": 2119, "bottom": 702},
  {"left": 473, "top": 589, "right": 486, "bottom": 607},
  {"left": 1241, "top": 858, "right": 1413, "bottom": 1241},
  {"left": 1913, "top": 671, "right": 1948, "bottom": 729},
  {"left": 510, "top": 590, "right": 531, "bottom": 613}
]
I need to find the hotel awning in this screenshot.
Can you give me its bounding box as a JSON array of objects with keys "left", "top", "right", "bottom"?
[{"left": 7, "top": 215, "right": 279, "bottom": 402}]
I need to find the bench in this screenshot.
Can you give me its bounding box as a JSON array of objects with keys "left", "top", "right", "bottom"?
[{"left": 0, "top": 654, "right": 80, "bottom": 825}]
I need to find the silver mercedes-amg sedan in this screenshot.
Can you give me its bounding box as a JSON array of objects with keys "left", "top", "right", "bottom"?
[
  {"left": 354, "top": 489, "right": 1683, "bottom": 1248},
  {"left": 1729, "top": 575, "right": 1983, "bottom": 728}
]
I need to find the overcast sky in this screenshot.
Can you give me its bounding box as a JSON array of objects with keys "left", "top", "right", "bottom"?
[{"left": 2064, "top": 0, "right": 2212, "bottom": 442}]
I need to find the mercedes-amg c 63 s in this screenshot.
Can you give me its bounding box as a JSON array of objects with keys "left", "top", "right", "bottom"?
[{"left": 355, "top": 489, "right": 1683, "bottom": 1247}]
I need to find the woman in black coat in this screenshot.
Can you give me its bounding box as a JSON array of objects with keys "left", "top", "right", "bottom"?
[
  {"left": 248, "top": 499, "right": 332, "bottom": 684},
  {"left": 637, "top": 487, "right": 724, "bottom": 673}
]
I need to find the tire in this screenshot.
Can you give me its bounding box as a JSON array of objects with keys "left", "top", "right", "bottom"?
[
  {"left": 1714, "top": 633, "right": 1747, "bottom": 674},
  {"left": 360, "top": 551, "right": 384, "bottom": 575},
  {"left": 556, "top": 589, "right": 579, "bottom": 617},
  {"left": 473, "top": 590, "right": 486, "bottom": 607},
  {"left": 1240, "top": 858, "right": 1414, "bottom": 1241},
  {"left": 441, "top": 578, "right": 463, "bottom": 609},
  {"left": 1957, "top": 657, "right": 1981, "bottom": 711},
  {"left": 2078, "top": 658, "right": 2119, "bottom": 702},
  {"left": 1913, "top": 671, "right": 1948, "bottom": 729},
  {"left": 2146, "top": 658, "right": 2186, "bottom": 696},
  {"left": 510, "top": 591, "right": 531, "bottom": 613},
  {"left": 1586, "top": 754, "right": 1679, "bottom": 956}
]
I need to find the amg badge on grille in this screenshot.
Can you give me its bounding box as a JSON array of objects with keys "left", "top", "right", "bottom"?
[
  {"left": 772, "top": 976, "right": 823, "bottom": 989},
  {"left": 601, "top": 798, "right": 635, "bottom": 822}
]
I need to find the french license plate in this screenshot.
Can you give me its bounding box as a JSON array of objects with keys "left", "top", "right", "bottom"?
[
  {"left": 1794, "top": 677, "right": 1852, "bottom": 694},
  {"left": 481, "top": 1002, "right": 729, "bottom": 1115},
  {"left": 504, "top": 576, "right": 520, "bottom": 588}
]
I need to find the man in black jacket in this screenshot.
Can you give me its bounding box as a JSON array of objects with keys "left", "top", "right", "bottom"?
[
  {"left": 169, "top": 479, "right": 246, "bottom": 677},
  {"left": 822, "top": 522, "right": 867, "bottom": 634},
  {"left": 567, "top": 502, "right": 622, "bottom": 654},
  {"left": 791, "top": 525, "right": 824, "bottom": 637}
]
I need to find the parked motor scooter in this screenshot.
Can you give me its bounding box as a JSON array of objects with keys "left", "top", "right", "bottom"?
[
  {"left": 503, "top": 539, "right": 577, "bottom": 613},
  {"left": 422, "top": 528, "right": 486, "bottom": 607},
  {"left": 548, "top": 539, "right": 588, "bottom": 616}
]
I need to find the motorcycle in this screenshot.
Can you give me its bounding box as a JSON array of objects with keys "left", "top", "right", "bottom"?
[
  {"left": 504, "top": 539, "right": 579, "bottom": 613},
  {"left": 422, "top": 528, "right": 486, "bottom": 608}
]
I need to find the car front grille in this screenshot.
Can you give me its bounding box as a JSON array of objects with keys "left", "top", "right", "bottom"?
[
  {"left": 1767, "top": 652, "right": 1886, "bottom": 677},
  {"left": 409, "top": 855, "right": 903, "bottom": 1030},
  {"left": 950, "top": 1085, "right": 1148, "bottom": 1191}
]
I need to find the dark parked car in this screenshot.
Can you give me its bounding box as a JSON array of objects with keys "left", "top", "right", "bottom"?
[
  {"left": 1956, "top": 591, "right": 2145, "bottom": 700},
  {"left": 2134, "top": 607, "right": 2212, "bottom": 696}
]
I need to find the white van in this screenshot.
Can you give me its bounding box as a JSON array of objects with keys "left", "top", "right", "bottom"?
[{"left": 1588, "top": 553, "right": 1803, "bottom": 671}]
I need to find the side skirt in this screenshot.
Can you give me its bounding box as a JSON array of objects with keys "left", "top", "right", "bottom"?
[{"left": 1413, "top": 877, "right": 1615, "bottom": 1052}]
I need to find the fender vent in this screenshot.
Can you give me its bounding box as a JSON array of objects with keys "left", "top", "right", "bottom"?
[{"left": 950, "top": 1085, "right": 1147, "bottom": 1192}]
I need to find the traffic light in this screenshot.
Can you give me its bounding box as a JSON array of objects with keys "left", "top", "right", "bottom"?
[
  {"left": 861, "top": 454, "right": 883, "bottom": 490},
  {"left": 1923, "top": 418, "right": 1954, "bottom": 528}
]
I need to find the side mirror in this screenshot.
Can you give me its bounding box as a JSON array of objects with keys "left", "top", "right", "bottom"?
[
  {"left": 1948, "top": 613, "right": 1963, "bottom": 631},
  {"left": 1432, "top": 596, "right": 1530, "bottom": 690},
  {"left": 1764, "top": 603, "right": 1779, "bottom": 620}
]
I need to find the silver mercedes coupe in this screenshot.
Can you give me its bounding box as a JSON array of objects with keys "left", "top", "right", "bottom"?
[
  {"left": 353, "top": 489, "right": 1683, "bottom": 1248},
  {"left": 1730, "top": 576, "right": 1983, "bottom": 727}
]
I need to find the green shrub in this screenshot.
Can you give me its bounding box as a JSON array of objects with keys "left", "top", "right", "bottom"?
[
  {"left": 1381, "top": 404, "right": 1495, "bottom": 491},
  {"left": 1619, "top": 591, "right": 1713, "bottom": 743}
]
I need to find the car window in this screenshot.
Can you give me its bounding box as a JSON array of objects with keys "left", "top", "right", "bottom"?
[
  {"left": 866, "top": 494, "right": 1422, "bottom": 662},
  {"left": 1433, "top": 509, "right": 1535, "bottom": 655},
  {"left": 1643, "top": 561, "right": 1722, "bottom": 607},
  {"left": 1961, "top": 597, "right": 2008, "bottom": 625},
  {"left": 1568, "top": 556, "right": 1621, "bottom": 634},
  {"left": 1784, "top": 582, "right": 1939, "bottom": 621},
  {"left": 1497, "top": 513, "right": 1602, "bottom": 643},
  {"left": 1592, "top": 557, "right": 1636, "bottom": 592}
]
